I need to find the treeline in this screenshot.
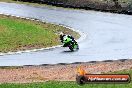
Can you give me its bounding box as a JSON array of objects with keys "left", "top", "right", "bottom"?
[{"left": 16, "top": 0, "right": 132, "bottom": 14}]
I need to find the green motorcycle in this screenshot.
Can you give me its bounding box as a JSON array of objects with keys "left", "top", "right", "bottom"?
[{"left": 63, "top": 35, "right": 79, "bottom": 51}]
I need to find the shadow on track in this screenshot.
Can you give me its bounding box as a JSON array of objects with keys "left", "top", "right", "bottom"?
[{"left": 61, "top": 49, "right": 79, "bottom": 53}]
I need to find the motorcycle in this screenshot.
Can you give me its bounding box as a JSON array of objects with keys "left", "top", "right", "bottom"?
[{"left": 63, "top": 36, "right": 79, "bottom": 51}]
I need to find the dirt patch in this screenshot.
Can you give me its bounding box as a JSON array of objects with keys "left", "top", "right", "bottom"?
[
  {"left": 0, "top": 25, "right": 7, "bottom": 33},
  {"left": 0, "top": 59, "right": 132, "bottom": 83}
]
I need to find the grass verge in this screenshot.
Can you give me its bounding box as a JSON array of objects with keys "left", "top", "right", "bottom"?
[
  {"left": 0, "top": 14, "right": 80, "bottom": 53},
  {"left": 0, "top": 69, "right": 132, "bottom": 88}
]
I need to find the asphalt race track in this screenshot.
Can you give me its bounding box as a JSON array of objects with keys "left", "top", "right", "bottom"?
[{"left": 0, "top": 2, "right": 132, "bottom": 66}]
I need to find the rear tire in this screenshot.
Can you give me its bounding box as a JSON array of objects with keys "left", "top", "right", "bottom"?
[{"left": 69, "top": 45, "right": 74, "bottom": 51}]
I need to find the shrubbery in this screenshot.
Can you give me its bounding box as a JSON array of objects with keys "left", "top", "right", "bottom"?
[{"left": 16, "top": 0, "right": 132, "bottom": 14}]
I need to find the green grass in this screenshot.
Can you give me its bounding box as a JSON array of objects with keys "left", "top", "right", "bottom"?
[
  {"left": 0, "top": 81, "right": 131, "bottom": 88},
  {"left": 0, "top": 69, "right": 132, "bottom": 88},
  {"left": 0, "top": 15, "right": 80, "bottom": 52}
]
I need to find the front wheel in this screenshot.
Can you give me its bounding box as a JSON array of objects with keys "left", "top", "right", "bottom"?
[
  {"left": 75, "top": 43, "right": 79, "bottom": 50},
  {"left": 69, "top": 43, "right": 79, "bottom": 51}
]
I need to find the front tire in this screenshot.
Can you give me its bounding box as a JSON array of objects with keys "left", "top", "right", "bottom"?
[{"left": 76, "top": 44, "right": 79, "bottom": 50}]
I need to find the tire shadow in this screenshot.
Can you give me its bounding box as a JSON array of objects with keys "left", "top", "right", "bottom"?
[{"left": 61, "top": 49, "right": 79, "bottom": 53}]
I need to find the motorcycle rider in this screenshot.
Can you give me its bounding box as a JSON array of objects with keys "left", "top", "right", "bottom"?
[{"left": 59, "top": 32, "right": 77, "bottom": 47}]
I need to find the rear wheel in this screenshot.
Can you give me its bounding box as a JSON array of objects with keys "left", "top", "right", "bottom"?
[{"left": 69, "top": 45, "right": 74, "bottom": 51}]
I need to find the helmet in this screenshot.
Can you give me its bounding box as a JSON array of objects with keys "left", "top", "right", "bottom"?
[
  {"left": 59, "top": 32, "right": 64, "bottom": 36},
  {"left": 59, "top": 32, "right": 64, "bottom": 38}
]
